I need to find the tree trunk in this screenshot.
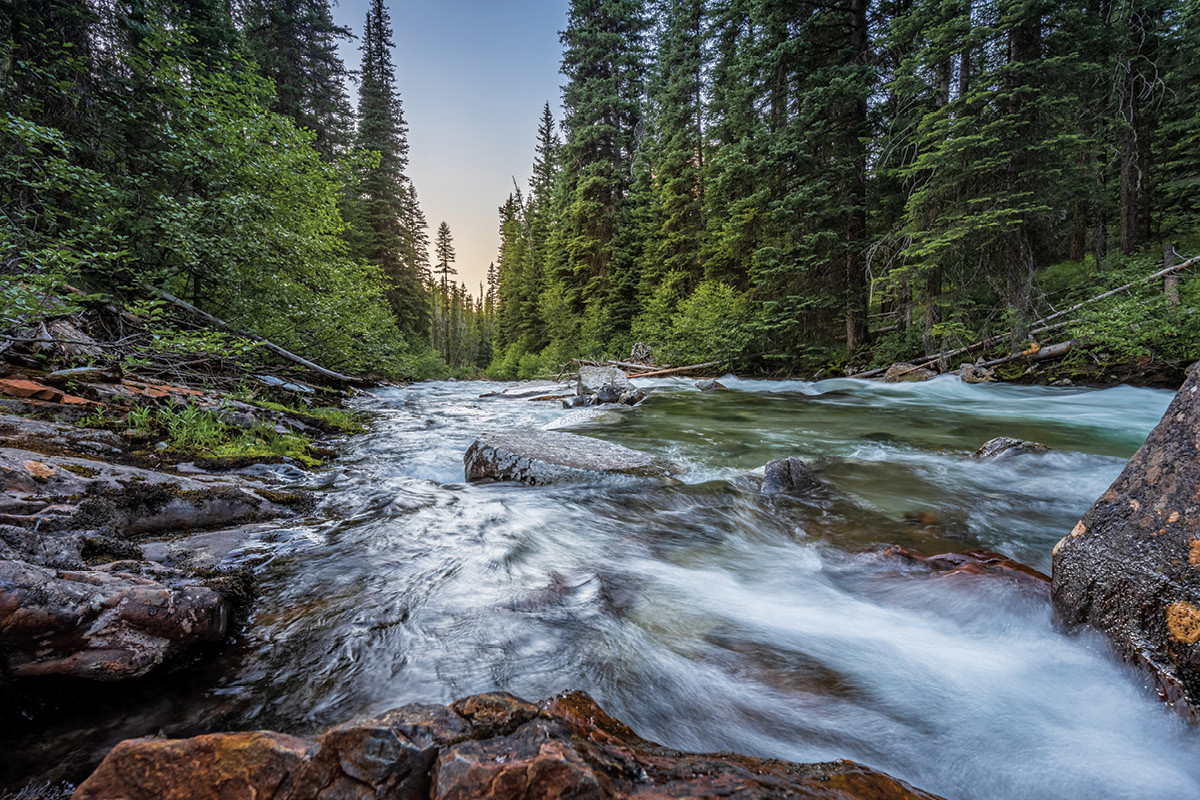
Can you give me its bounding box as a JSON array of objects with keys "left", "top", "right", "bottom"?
[{"left": 1164, "top": 242, "right": 1179, "bottom": 305}]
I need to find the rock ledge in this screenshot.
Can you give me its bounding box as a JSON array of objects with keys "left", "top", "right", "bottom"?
[{"left": 74, "top": 691, "right": 944, "bottom": 800}]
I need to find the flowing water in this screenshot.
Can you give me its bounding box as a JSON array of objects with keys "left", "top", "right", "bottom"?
[{"left": 6, "top": 376, "right": 1200, "bottom": 799}]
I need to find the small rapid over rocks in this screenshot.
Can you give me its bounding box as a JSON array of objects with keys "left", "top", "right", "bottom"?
[{"left": 5, "top": 375, "right": 1200, "bottom": 799}]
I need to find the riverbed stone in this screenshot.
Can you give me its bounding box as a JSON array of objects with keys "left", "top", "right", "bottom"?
[
  {"left": 971, "top": 436, "right": 1052, "bottom": 461},
  {"left": 696, "top": 378, "right": 725, "bottom": 392},
  {"left": 761, "top": 457, "right": 821, "bottom": 495},
  {"left": 1052, "top": 362, "right": 1200, "bottom": 721},
  {"left": 464, "top": 430, "right": 679, "bottom": 485},
  {"left": 74, "top": 691, "right": 945, "bottom": 800}
]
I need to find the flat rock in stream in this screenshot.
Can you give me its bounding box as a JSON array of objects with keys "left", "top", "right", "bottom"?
[
  {"left": 479, "top": 381, "right": 573, "bottom": 399},
  {"left": 1052, "top": 362, "right": 1200, "bottom": 721},
  {"left": 74, "top": 691, "right": 945, "bottom": 800},
  {"left": 464, "top": 430, "right": 679, "bottom": 484}
]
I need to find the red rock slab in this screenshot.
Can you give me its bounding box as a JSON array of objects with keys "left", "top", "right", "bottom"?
[
  {"left": 0, "top": 378, "right": 63, "bottom": 402},
  {"left": 0, "top": 377, "right": 98, "bottom": 406}
]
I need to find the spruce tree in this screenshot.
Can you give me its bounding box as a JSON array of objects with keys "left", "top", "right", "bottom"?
[
  {"left": 555, "top": 0, "right": 651, "bottom": 346},
  {"left": 434, "top": 221, "right": 457, "bottom": 354}
]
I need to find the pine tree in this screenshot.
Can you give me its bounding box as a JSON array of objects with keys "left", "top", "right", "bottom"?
[
  {"left": 242, "top": 0, "right": 354, "bottom": 158},
  {"left": 353, "top": 0, "right": 427, "bottom": 335}
]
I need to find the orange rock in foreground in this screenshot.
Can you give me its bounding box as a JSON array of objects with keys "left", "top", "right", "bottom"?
[{"left": 75, "top": 692, "right": 944, "bottom": 800}]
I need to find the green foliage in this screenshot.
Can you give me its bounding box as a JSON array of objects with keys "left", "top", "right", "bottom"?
[
  {"left": 2, "top": 4, "right": 434, "bottom": 381},
  {"left": 129, "top": 402, "right": 320, "bottom": 466}
]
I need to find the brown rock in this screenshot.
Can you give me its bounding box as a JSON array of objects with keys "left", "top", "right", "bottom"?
[
  {"left": 0, "top": 378, "right": 64, "bottom": 402},
  {"left": 74, "top": 692, "right": 944, "bottom": 800},
  {"left": 74, "top": 732, "right": 315, "bottom": 800},
  {"left": 1052, "top": 362, "right": 1200, "bottom": 721}
]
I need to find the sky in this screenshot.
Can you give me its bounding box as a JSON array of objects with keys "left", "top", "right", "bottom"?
[{"left": 332, "top": 0, "right": 570, "bottom": 297}]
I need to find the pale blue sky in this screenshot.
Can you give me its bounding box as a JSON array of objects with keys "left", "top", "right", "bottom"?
[{"left": 332, "top": 0, "right": 570, "bottom": 295}]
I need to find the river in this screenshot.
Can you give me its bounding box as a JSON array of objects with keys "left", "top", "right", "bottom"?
[{"left": 6, "top": 376, "right": 1200, "bottom": 799}]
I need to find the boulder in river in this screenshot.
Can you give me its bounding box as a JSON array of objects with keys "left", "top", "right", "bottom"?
[
  {"left": 972, "top": 436, "right": 1052, "bottom": 461},
  {"left": 1052, "top": 363, "right": 1200, "bottom": 721},
  {"left": 882, "top": 363, "right": 937, "bottom": 382},
  {"left": 957, "top": 364, "right": 996, "bottom": 384},
  {"left": 74, "top": 691, "right": 945, "bottom": 800},
  {"left": 696, "top": 378, "right": 726, "bottom": 392},
  {"left": 464, "top": 430, "right": 680, "bottom": 485},
  {"left": 577, "top": 365, "right": 631, "bottom": 396},
  {"left": 761, "top": 456, "right": 821, "bottom": 495}
]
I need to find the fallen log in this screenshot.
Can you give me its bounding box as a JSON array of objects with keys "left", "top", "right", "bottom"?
[
  {"left": 976, "top": 340, "right": 1075, "bottom": 369},
  {"left": 152, "top": 289, "right": 362, "bottom": 386},
  {"left": 627, "top": 360, "right": 725, "bottom": 378},
  {"left": 856, "top": 254, "right": 1198, "bottom": 380},
  {"left": 605, "top": 358, "right": 667, "bottom": 373}
]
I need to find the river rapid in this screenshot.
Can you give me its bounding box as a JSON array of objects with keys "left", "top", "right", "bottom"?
[{"left": 7, "top": 376, "right": 1200, "bottom": 799}]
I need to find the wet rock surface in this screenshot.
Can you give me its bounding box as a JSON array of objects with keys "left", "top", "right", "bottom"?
[
  {"left": 971, "top": 436, "right": 1052, "bottom": 461},
  {"left": 1052, "top": 363, "right": 1200, "bottom": 721},
  {"left": 464, "top": 430, "right": 680, "bottom": 485},
  {"left": 761, "top": 456, "right": 821, "bottom": 495},
  {"left": 0, "top": 441, "right": 301, "bottom": 681},
  {"left": 74, "top": 691, "right": 944, "bottom": 800}
]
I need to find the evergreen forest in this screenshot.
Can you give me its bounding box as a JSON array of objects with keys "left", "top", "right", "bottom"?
[
  {"left": 4, "top": 1, "right": 1200, "bottom": 382},
  {"left": 489, "top": 0, "right": 1200, "bottom": 380}
]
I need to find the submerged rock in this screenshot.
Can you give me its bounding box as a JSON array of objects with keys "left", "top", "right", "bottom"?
[
  {"left": 882, "top": 545, "right": 1050, "bottom": 594},
  {"left": 971, "top": 436, "right": 1052, "bottom": 461},
  {"left": 479, "top": 381, "right": 573, "bottom": 400},
  {"left": 761, "top": 456, "right": 821, "bottom": 495},
  {"left": 464, "top": 430, "right": 679, "bottom": 484},
  {"left": 1052, "top": 363, "right": 1200, "bottom": 721},
  {"left": 75, "top": 691, "right": 945, "bottom": 800}
]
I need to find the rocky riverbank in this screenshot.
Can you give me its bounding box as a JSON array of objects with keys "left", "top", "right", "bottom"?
[
  {"left": 72, "top": 690, "right": 944, "bottom": 800},
  {"left": 0, "top": 366, "right": 358, "bottom": 715}
]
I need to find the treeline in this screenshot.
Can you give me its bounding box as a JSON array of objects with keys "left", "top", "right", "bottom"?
[
  {"left": 2, "top": 0, "right": 470, "bottom": 378},
  {"left": 489, "top": 0, "right": 1200, "bottom": 378}
]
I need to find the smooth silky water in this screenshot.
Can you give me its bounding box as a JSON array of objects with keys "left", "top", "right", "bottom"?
[{"left": 5, "top": 376, "right": 1199, "bottom": 799}]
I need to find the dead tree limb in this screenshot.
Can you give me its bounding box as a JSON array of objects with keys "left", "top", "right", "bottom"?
[
  {"left": 152, "top": 289, "right": 362, "bottom": 385},
  {"left": 855, "top": 255, "right": 1197, "bottom": 380}
]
